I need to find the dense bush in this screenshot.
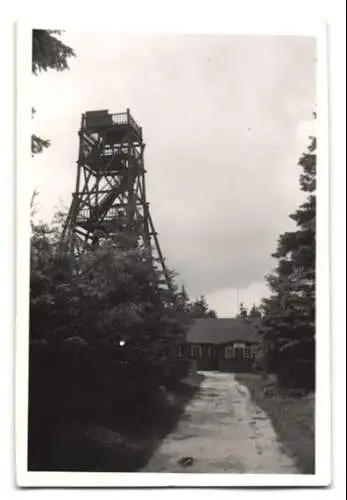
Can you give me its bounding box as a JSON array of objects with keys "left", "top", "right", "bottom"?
[{"left": 28, "top": 221, "right": 192, "bottom": 468}]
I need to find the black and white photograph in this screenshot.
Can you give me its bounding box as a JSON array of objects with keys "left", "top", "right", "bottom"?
[{"left": 15, "top": 19, "right": 331, "bottom": 488}]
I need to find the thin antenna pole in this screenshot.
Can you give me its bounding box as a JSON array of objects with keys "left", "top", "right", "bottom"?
[{"left": 236, "top": 288, "right": 239, "bottom": 315}]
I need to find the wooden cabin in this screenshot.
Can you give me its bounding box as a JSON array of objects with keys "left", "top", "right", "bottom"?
[{"left": 183, "top": 318, "right": 260, "bottom": 373}]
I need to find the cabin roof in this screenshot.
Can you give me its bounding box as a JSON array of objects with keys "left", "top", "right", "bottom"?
[{"left": 186, "top": 318, "right": 260, "bottom": 345}]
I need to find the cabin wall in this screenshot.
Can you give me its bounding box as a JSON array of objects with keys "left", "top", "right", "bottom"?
[
  {"left": 187, "top": 344, "right": 218, "bottom": 371},
  {"left": 186, "top": 342, "right": 256, "bottom": 373},
  {"left": 195, "top": 357, "right": 219, "bottom": 371},
  {"left": 217, "top": 357, "right": 254, "bottom": 373}
]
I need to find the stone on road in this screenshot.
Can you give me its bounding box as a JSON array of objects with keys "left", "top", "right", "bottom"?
[{"left": 143, "top": 372, "right": 298, "bottom": 473}]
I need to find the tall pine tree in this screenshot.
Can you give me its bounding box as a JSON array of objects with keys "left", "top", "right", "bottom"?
[{"left": 260, "top": 135, "right": 316, "bottom": 391}]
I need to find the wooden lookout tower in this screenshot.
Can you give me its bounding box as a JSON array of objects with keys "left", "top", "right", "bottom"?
[{"left": 61, "top": 109, "right": 171, "bottom": 287}]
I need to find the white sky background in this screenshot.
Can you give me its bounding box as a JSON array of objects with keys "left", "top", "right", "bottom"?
[{"left": 31, "top": 32, "right": 316, "bottom": 317}]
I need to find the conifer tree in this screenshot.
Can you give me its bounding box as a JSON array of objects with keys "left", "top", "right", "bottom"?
[
  {"left": 249, "top": 303, "right": 262, "bottom": 319},
  {"left": 238, "top": 301, "right": 248, "bottom": 320},
  {"left": 190, "top": 295, "right": 217, "bottom": 319},
  {"left": 32, "top": 30, "right": 75, "bottom": 155},
  {"left": 260, "top": 135, "right": 316, "bottom": 390}
]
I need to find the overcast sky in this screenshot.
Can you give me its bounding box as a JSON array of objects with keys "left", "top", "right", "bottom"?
[{"left": 31, "top": 32, "right": 316, "bottom": 317}]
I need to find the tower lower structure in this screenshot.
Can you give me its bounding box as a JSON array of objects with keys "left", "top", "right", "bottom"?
[{"left": 61, "top": 109, "right": 171, "bottom": 288}]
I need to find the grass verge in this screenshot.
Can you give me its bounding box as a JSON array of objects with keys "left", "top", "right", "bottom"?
[{"left": 235, "top": 373, "right": 315, "bottom": 474}]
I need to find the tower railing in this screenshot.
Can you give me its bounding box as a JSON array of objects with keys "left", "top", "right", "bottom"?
[
  {"left": 110, "top": 111, "right": 142, "bottom": 139},
  {"left": 84, "top": 109, "right": 142, "bottom": 140}
]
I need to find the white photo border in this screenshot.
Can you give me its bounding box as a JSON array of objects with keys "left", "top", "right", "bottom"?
[{"left": 15, "top": 17, "right": 330, "bottom": 488}]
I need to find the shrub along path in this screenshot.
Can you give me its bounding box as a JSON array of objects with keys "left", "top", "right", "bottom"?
[{"left": 29, "top": 372, "right": 205, "bottom": 472}]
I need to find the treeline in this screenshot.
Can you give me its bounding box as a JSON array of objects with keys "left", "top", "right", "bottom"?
[
  {"left": 237, "top": 302, "right": 262, "bottom": 320},
  {"left": 178, "top": 286, "right": 217, "bottom": 319},
  {"left": 257, "top": 133, "right": 316, "bottom": 392}
]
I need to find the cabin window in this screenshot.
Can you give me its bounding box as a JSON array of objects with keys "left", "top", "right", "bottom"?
[
  {"left": 191, "top": 345, "right": 202, "bottom": 358},
  {"left": 225, "top": 346, "right": 234, "bottom": 359},
  {"left": 207, "top": 346, "right": 216, "bottom": 357},
  {"left": 176, "top": 345, "right": 183, "bottom": 357},
  {"left": 233, "top": 342, "right": 245, "bottom": 359},
  {"left": 244, "top": 346, "right": 251, "bottom": 359},
  {"left": 233, "top": 342, "right": 245, "bottom": 349}
]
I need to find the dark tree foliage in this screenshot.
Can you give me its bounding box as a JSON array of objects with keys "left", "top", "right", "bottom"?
[
  {"left": 32, "top": 29, "right": 75, "bottom": 75},
  {"left": 248, "top": 303, "right": 262, "bottom": 319},
  {"left": 32, "top": 30, "right": 75, "bottom": 156},
  {"left": 259, "top": 135, "right": 316, "bottom": 391},
  {"left": 180, "top": 285, "right": 189, "bottom": 303},
  {"left": 29, "top": 219, "right": 192, "bottom": 469},
  {"left": 236, "top": 302, "right": 262, "bottom": 322},
  {"left": 175, "top": 287, "right": 217, "bottom": 319},
  {"left": 31, "top": 134, "right": 50, "bottom": 155},
  {"left": 190, "top": 295, "right": 217, "bottom": 319},
  {"left": 237, "top": 301, "right": 248, "bottom": 320}
]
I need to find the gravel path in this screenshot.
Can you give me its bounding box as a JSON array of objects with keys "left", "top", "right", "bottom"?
[{"left": 142, "top": 371, "right": 298, "bottom": 473}]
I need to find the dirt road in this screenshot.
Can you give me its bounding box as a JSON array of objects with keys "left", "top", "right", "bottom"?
[{"left": 143, "top": 372, "right": 298, "bottom": 473}]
